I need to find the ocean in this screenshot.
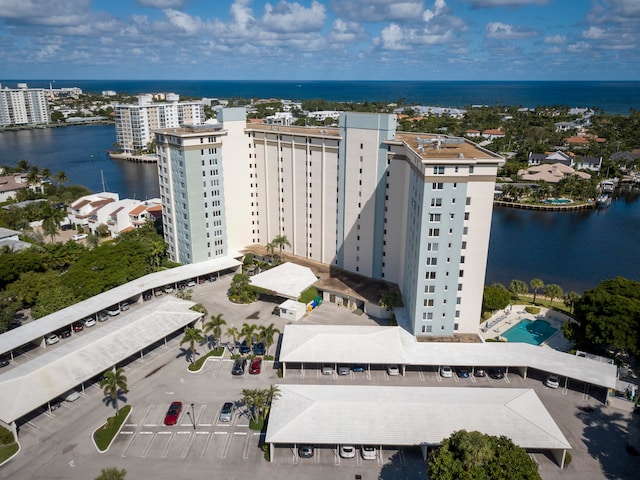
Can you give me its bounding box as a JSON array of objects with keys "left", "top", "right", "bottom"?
[{"left": 3, "top": 80, "right": 640, "bottom": 115}]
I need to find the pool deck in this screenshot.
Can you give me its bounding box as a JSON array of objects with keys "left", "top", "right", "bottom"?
[{"left": 480, "top": 304, "right": 573, "bottom": 352}]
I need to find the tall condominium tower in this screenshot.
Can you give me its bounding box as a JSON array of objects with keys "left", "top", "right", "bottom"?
[
  {"left": 156, "top": 108, "right": 504, "bottom": 336},
  {"left": 0, "top": 83, "right": 49, "bottom": 127}
]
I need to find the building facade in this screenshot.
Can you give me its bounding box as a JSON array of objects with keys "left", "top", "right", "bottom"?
[
  {"left": 114, "top": 94, "right": 204, "bottom": 153},
  {"left": 156, "top": 109, "right": 504, "bottom": 336},
  {"left": 0, "top": 83, "right": 49, "bottom": 127}
]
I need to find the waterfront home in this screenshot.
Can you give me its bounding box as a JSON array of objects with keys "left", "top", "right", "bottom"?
[
  {"left": 0, "top": 174, "right": 30, "bottom": 202},
  {"left": 528, "top": 151, "right": 572, "bottom": 167},
  {"left": 518, "top": 163, "right": 591, "bottom": 183}
]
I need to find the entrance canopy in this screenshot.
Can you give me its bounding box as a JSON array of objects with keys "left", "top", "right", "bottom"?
[{"left": 250, "top": 262, "right": 317, "bottom": 299}]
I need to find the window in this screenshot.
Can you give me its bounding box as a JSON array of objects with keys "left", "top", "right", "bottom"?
[
  {"left": 459, "top": 270, "right": 464, "bottom": 277},
  {"left": 463, "top": 227, "right": 469, "bottom": 235},
  {"left": 469, "top": 166, "right": 474, "bottom": 173},
  {"left": 425, "top": 285, "right": 435, "bottom": 293},
  {"left": 431, "top": 198, "right": 442, "bottom": 207},
  {"left": 432, "top": 182, "right": 444, "bottom": 190},
  {"left": 464, "top": 212, "right": 470, "bottom": 221},
  {"left": 466, "top": 197, "right": 471, "bottom": 206},
  {"left": 427, "top": 242, "right": 439, "bottom": 251},
  {"left": 433, "top": 166, "right": 444, "bottom": 175},
  {"left": 429, "top": 213, "right": 441, "bottom": 222},
  {"left": 426, "top": 257, "right": 437, "bottom": 266},
  {"left": 428, "top": 228, "right": 440, "bottom": 237},
  {"left": 456, "top": 297, "right": 461, "bottom": 304},
  {"left": 426, "top": 325, "right": 432, "bottom": 332},
  {"left": 461, "top": 241, "right": 467, "bottom": 249},
  {"left": 458, "top": 283, "right": 463, "bottom": 291},
  {"left": 460, "top": 256, "right": 465, "bottom": 264},
  {"left": 424, "top": 299, "right": 435, "bottom": 307},
  {"left": 426, "top": 271, "right": 436, "bottom": 279}
]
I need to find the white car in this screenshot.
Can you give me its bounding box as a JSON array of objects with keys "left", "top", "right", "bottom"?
[
  {"left": 71, "top": 233, "right": 87, "bottom": 241},
  {"left": 106, "top": 305, "right": 120, "bottom": 316},
  {"left": 321, "top": 364, "right": 334, "bottom": 375},
  {"left": 64, "top": 390, "right": 80, "bottom": 402},
  {"left": 387, "top": 364, "right": 400, "bottom": 376},
  {"left": 440, "top": 366, "right": 453, "bottom": 378},
  {"left": 339, "top": 445, "right": 356, "bottom": 458},
  {"left": 45, "top": 334, "right": 60, "bottom": 345},
  {"left": 545, "top": 374, "right": 560, "bottom": 389},
  {"left": 83, "top": 317, "right": 96, "bottom": 327},
  {"left": 361, "top": 446, "right": 377, "bottom": 460},
  {"left": 120, "top": 302, "right": 130, "bottom": 311}
]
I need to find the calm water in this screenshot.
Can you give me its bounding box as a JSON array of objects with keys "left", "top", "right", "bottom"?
[
  {"left": 4, "top": 80, "right": 640, "bottom": 115},
  {"left": 1, "top": 124, "right": 639, "bottom": 294}
]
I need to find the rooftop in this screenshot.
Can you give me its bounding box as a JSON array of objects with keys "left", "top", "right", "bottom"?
[
  {"left": 394, "top": 133, "right": 503, "bottom": 162},
  {"left": 247, "top": 123, "right": 341, "bottom": 138}
]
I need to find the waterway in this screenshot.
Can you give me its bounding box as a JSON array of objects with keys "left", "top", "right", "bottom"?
[{"left": 1, "top": 124, "right": 638, "bottom": 294}]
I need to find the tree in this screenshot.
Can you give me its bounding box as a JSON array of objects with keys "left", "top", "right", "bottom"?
[
  {"left": 530, "top": 278, "right": 544, "bottom": 304},
  {"left": 100, "top": 367, "right": 128, "bottom": 414},
  {"left": 272, "top": 234, "right": 291, "bottom": 262},
  {"left": 180, "top": 327, "right": 204, "bottom": 363},
  {"left": 428, "top": 430, "right": 541, "bottom": 480},
  {"left": 86, "top": 233, "right": 100, "bottom": 249},
  {"left": 226, "top": 326, "right": 239, "bottom": 347},
  {"left": 508, "top": 279, "right": 528, "bottom": 298},
  {"left": 379, "top": 289, "right": 401, "bottom": 311},
  {"left": 55, "top": 170, "right": 69, "bottom": 186},
  {"left": 543, "top": 284, "right": 563, "bottom": 307},
  {"left": 240, "top": 323, "right": 257, "bottom": 349},
  {"left": 203, "top": 313, "right": 226, "bottom": 347},
  {"left": 265, "top": 241, "right": 276, "bottom": 262},
  {"left": 482, "top": 285, "right": 510, "bottom": 313},
  {"left": 258, "top": 323, "right": 281, "bottom": 355},
  {"left": 41, "top": 203, "right": 65, "bottom": 242},
  {"left": 563, "top": 291, "right": 580, "bottom": 314},
  {"left": 149, "top": 239, "right": 165, "bottom": 270},
  {"left": 95, "top": 467, "right": 127, "bottom": 480}
]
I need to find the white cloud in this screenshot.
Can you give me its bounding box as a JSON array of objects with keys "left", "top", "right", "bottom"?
[
  {"left": 136, "top": 0, "right": 185, "bottom": 8},
  {"left": 329, "top": 19, "right": 365, "bottom": 43},
  {"left": 567, "top": 41, "right": 589, "bottom": 53},
  {"left": 330, "top": 0, "right": 424, "bottom": 22},
  {"left": 163, "top": 9, "right": 203, "bottom": 34},
  {"left": 544, "top": 34, "right": 566, "bottom": 45},
  {"left": 378, "top": 23, "right": 411, "bottom": 50},
  {"left": 465, "top": 0, "right": 548, "bottom": 7},
  {"left": 261, "top": 1, "right": 326, "bottom": 33},
  {"left": 485, "top": 22, "right": 537, "bottom": 40},
  {"left": 582, "top": 27, "right": 606, "bottom": 40},
  {"left": 423, "top": 0, "right": 446, "bottom": 22}
]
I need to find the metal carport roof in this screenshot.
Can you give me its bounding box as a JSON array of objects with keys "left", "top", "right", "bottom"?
[
  {"left": 278, "top": 325, "right": 617, "bottom": 389},
  {"left": 249, "top": 262, "right": 317, "bottom": 299},
  {"left": 0, "top": 296, "right": 201, "bottom": 424},
  {"left": 266, "top": 385, "right": 571, "bottom": 450},
  {"left": 0, "top": 256, "right": 240, "bottom": 355}
]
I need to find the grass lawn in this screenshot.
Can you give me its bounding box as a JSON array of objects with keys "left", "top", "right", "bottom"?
[
  {"left": 249, "top": 416, "right": 265, "bottom": 431},
  {"left": 188, "top": 347, "right": 224, "bottom": 372},
  {"left": 512, "top": 295, "right": 572, "bottom": 314},
  {"left": 94, "top": 404, "right": 131, "bottom": 452},
  {"left": 0, "top": 442, "right": 19, "bottom": 463}
]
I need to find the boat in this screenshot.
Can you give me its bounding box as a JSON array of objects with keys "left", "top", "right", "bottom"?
[
  {"left": 599, "top": 179, "right": 616, "bottom": 193},
  {"left": 596, "top": 194, "right": 611, "bottom": 207}
]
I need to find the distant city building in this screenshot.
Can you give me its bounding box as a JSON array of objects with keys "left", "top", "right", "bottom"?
[
  {"left": 265, "top": 111, "right": 294, "bottom": 126},
  {"left": 114, "top": 94, "right": 204, "bottom": 153},
  {"left": 394, "top": 105, "right": 467, "bottom": 118},
  {"left": 102, "top": 90, "right": 117, "bottom": 96},
  {"left": 0, "top": 83, "right": 49, "bottom": 127},
  {"left": 155, "top": 109, "right": 504, "bottom": 337}
]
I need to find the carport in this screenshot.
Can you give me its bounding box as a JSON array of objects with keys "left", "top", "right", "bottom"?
[
  {"left": 0, "top": 296, "right": 203, "bottom": 437},
  {"left": 249, "top": 262, "right": 317, "bottom": 300},
  {"left": 266, "top": 384, "right": 572, "bottom": 468}
]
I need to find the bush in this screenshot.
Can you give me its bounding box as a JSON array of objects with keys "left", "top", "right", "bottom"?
[
  {"left": 188, "top": 347, "right": 224, "bottom": 371},
  {"left": 525, "top": 306, "right": 541, "bottom": 314},
  {"left": 262, "top": 443, "right": 270, "bottom": 461},
  {"left": 564, "top": 452, "right": 572, "bottom": 468},
  {"left": 0, "top": 425, "right": 14, "bottom": 445},
  {"left": 298, "top": 286, "right": 318, "bottom": 304},
  {"left": 94, "top": 405, "right": 131, "bottom": 451},
  {"left": 249, "top": 416, "right": 265, "bottom": 431}
]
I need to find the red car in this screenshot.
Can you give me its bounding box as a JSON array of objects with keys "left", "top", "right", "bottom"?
[
  {"left": 249, "top": 357, "right": 262, "bottom": 374},
  {"left": 164, "top": 401, "right": 183, "bottom": 426},
  {"left": 72, "top": 321, "right": 84, "bottom": 332}
]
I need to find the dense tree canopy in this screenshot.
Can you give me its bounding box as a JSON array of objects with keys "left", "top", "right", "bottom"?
[
  {"left": 482, "top": 285, "right": 511, "bottom": 313},
  {"left": 428, "top": 430, "right": 541, "bottom": 480},
  {"left": 563, "top": 277, "right": 640, "bottom": 354}
]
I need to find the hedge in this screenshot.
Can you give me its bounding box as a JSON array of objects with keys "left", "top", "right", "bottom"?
[
  {"left": 188, "top": 347, "right": 224, "bottom": 372},
  {"left": 94, "top": 404, "right": 131, "bottom": 452}
]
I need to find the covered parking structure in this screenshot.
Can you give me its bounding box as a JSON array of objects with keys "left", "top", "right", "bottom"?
[
  {"left": 265, "top": 384, "right": 572, "bottom": 468},
  {"left": 249, "top": 262, "right": 318, "bottom": 300},
  {"left": 0, "top": 296, "right": 203, "bottom": 436},
  {"left": 0, "top": 256, "right": 240, "bottom": 361},
  {"left": 277, "top": 325, "right": 618, "bottom": 396}
]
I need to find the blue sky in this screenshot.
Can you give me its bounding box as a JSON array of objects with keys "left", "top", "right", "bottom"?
[{"left": 0, "top": 0, "right": 638, "bottom": 81}]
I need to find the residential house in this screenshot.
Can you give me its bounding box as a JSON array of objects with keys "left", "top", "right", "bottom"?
[
  {"left": 0, "top": 174, "right": 30, "bottom": 202},
  {"left": 0, "top": 227, "right": 31, "bottom": 252},
  {"left": 482, "top": 129, "right": 505, "bottom": 141},
  {"left": 573, "top": 156, "right": 602, "bottom": 172},
  {"left": 518, "top": 163, "right": 591, "bottom": 183},
  {"left": 528, "top": 151, "right": 572, "bottom": 167},
  {"left": 67, "top": 193, "right": 119, "bottom": 228}
]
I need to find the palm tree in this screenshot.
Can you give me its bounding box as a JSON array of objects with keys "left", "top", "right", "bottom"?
[
  {"left": 264, "top": 384, "right": 281, "bottom": 418},
  {"left": 563, "top": 291, "right": 580, "bottom": 314},
  {"left": 26, "top": 165, "right": 40, "bottom": 187},
  {"left": 56, "top": 170, "right": 69, "bottom": 186},
  {"left": 100, "top": 367, "right": 128, "bottom": 414},
  {"left": 40, "top": 168, "right": 51, "bottom": 182},
  {"left": 544, "top": 284, "right": 563, "bottom": 307},
  {"left": 265, "top": 241, "right": 276, "bottom": 262},
  {"left": 41, "top": 203, "right": 66, "bottom": 242},
  {"left": 149, "top": 239, "right": 165, "bottom": 270},
  {"left": 180, "top": 327, "right": 204, "bottom": 363},
  {"left": 241, "top": 388, "right": 260, "bottom": 423},
  {"left": 240, "top": 323, "right": 257, "bottom": 350},
  {"left": 258, "top": 323, "right": 281, "bottom": 355},
  {"left": 272, "top": 235, "right": 291, "bottom": 262},
  {"left": 16, "top": 159, "right": 30, "bottom": 172},
  {"left": 203, "top": 313, "right": 227, "bottom": 347},
  {"left": 508, "top": 279, "right": 528, "bottom": 299},
  {"left": 226, "top": 326, "right": 239, "bottom": 349},
  {"left": 95, "top": 467, "right": 127, "bottom": 480},
  {"left": 530, "top": 278, "right": 544, "bottom": 304},
  {"left": 86, "top": 233, "right": 100, "bottom": 249}
]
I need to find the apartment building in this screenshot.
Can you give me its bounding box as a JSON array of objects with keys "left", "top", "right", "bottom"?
[
  {"left": 114, "top": 94, "right": 204, "bottom": 153},
  {"left": 0, "top": 83, "right": 49, "bottom": 127},
  {"left": 156, "top": 108, "right": 504, "bottom": 336}
]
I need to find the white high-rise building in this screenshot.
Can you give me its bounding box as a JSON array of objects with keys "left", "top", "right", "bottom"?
[
  {"left": 114, "top": 94, "right": 204, "bottom": 153},
  {"left": 156, "top": 108, "right": 504, "bottom": 336},
  {"left": 0, "top": 83, "right": 49, "bottom": 127}
]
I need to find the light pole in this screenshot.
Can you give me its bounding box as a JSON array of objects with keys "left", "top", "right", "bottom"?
[{"left": 190, "top": 403, "right": 196, "bottom": 430}]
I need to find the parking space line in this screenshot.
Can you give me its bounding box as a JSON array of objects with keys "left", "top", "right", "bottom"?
[
  {"left": 180, "top": 432, "right": 194, "bottom": 458},
  {"left": 121, "top": 432, "right": 138, "bottom": 458},
  {"left": 398, "top": 447, "right": 406, "bottom": 467},
  {"left": 242, "top": 433, "right": 253, "bottom": 459},
  {"left": 141, "top": 432, "right": 157, "bottom": 458},
  {"left": 140, "top": 404, "right": 156, "bottom": 426},
  {"left": 220, "top": 432, "right": 233, "bottom": 459},
  {"left": 504, "top": 376, "right": 511, "bottom": 384},
  {"left": 160, "top": 432, "right": 176, "bottom": 458},
  {"left": 199, "top": 432, "right": 213, "bottom": 458},
  {"left": 25, "top": 421, "right": 39, "bottom": 431},
  {"left": 418, "top": 368, "right": 425, "bottom": 381}
]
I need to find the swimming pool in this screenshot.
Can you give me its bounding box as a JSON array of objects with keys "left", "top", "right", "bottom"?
[
  {"left": 502, "top": 319, "right": 557, "bottom": 345},
  {"left": 544, "top": 198, "right": 571, "bottom": 204}
]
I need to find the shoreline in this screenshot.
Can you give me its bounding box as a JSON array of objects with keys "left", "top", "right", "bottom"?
[
  {"left": 493, "top": 200, "right": 595, "bottom": 211},
  {"left": 0, "top": 121, "right": 114, "bottom": 133}
]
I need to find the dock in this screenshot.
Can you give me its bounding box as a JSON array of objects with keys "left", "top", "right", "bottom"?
[{"left": 493, "top": 200, "right": 594, "bottom": 211}]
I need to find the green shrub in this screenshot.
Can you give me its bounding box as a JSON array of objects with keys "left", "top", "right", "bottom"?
[
  {"left": 277, "top": 366, "right": 283, "bottom": 378},
  {"left": 0, "top": 425, "right": 14, "bottom": 445},
  {"left": 264, "top": 355, "right": 274, "bottom": 361},
  {"left": 298, "top": 287, "right": 318, "bottom": 304},
  {"left": 94, "top": 404, "right": 131, "bottom": 451},
  {"left": 262, "top": 443, "right": 270, "bottom": 461},
  {"left": 563, "top": 452, "right": 572, "bottom": 468},
  {"left": 250, "top": 416, "right": 265, "bottom": 431},
  {"left": 188, "top": 347, "right": 224, "bottom": 371},
  {"left": 525, "top": 306, "right": 541, "bottom": 314}
]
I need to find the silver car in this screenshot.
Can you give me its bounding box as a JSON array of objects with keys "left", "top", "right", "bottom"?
[{"left": 219, "top": 402, "right": 233, "bottom": 422}]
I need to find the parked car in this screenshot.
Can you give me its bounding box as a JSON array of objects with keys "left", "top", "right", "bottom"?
[
  {"left": 72, "top": 321, "right": 84, "bottom": 332},
  {"left": 50, "top": 400, "right": 61, "bottom": 411},
  {"left": 232, "top": 358, "right": 247, "bottom": 376},
  {"left": 71, "top": 233, "right": 87, "bottom": 241},
  {"left": 107, "top": 305, "right": 120, "bottom": 316},
  {"left": 321, "top": 364, "right": 334, "bottom": 375},
  {"left": 387, "top": 364, "right": 400, "bottom": 376},
  {"left": 45, "top": 333, "right": 60, "bottom": 345},
  {"left": 97, "top": 311, "right": 108, "bottom": 322},
  {"left": 249, "top": 357, "right": 262, "bottom": 374},
  {"left": 164, "top": 401, "right": 183, "bottom": 426},
  {"left": 474, "top": 368, "right": 486, "bottom": 377},
  {"left": 163, "top": 285, "right": 174, "bottom": 293},
  {"left": 298, "top": 446, "right": 314, "bottom": 458},
  {"left": 57, "top": 328, "right": 72, "bottom": 338},
  {"left": 219, "top": 402, "right": 233, "bottom": 422},
  {"left": 238, "top": 341, "right": 251, "bottom": 355},
  {"left": 339, "top": 445, "right": 356, "bottom": 458},
  {"left": 64, "top": 390, "right": 80, "bottom": 402},
  {"left": 253, "top": 342, "right": 266, "bottom": 356},
  {"left": 120, "top": 301, "right": 130, "bottom": 311},
  {"left": 488, "top": 368, "right": 505, "bottom": 380},
  {"left": 440, "top": 366, "right": 453, "bottom": 378},
  {"left": 0, "top": 356, "right": 9, "bottom": 368},
  {"left": 83, "top": 317, "right": 96, "bottom": 327},
  {"left": 186, "top": 279, "right": 197, "bottom": 287},
  {"left": 457, "top": 367, "right": 470, "bottom": 378},
  {"left": 353, "top": 365, "right": 365, "bottom": 373},
  {"left": 361, "top": 446, "right": 377, "bottom": 460},
  {"left": 545, "top": 374, "right": 560, "bottom": 389},
  {"left": 154, "top": 288, "right": 163, "bottom": 296},
  {"left": 338, "top": 365, "right": 351, "bottom": 376}
]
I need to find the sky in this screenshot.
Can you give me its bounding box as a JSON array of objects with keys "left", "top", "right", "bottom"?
[{"left": 0, "top": 0, "right": 639, "bottom": 81}]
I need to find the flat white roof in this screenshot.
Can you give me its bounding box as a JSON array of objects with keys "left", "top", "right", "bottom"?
[
  {"left": 279, "top": 299, "right": 306, "bottom": 312},
  {"left": 249, "top": 262, "right": 317, "bottom": 299},
  {"left": 0, "top": 256, "right": 240, "bottom": 355},
  {"left": 0, "top": 296, "right": 201, "bottom": 424},
  {"left": 266, "top": 385, "right": 571, "bottom": 450},
  {"left": 278, "top": 325, "right": 617, "bottom": 389}
]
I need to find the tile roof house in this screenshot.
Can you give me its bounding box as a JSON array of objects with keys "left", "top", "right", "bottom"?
[
  {"left": 67, "top": 193, "right": 119, "bottom": 227},
  {"left": 482, "top": 129, "right": 505, "bottom": 141},
  {"left": 0, "top": 174, "right": 31, "bottom": 202},
  {"left": 518, "top": 163, "right": 591, "bottom": 183}
]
